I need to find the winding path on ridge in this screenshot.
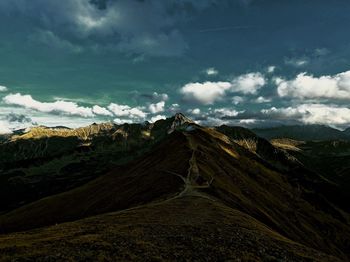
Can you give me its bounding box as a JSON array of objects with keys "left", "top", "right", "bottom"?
[
  {"left": 175, "top": 133, "right": 214, "bottom": 199},
  {"left": 105, "top": 132, "right": 216, "bottom": 217}
]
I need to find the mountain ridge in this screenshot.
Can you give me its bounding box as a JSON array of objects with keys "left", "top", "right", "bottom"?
[
  {"left": 0, "top": 114, "right": 349, "bottom": 260},
  {"left": 3, "top": 117, "right": 350, "bottom": 143}
]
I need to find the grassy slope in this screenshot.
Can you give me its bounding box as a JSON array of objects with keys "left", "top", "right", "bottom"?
[{"left": 0, "top": 197, "right": 340, "bottom": 262}]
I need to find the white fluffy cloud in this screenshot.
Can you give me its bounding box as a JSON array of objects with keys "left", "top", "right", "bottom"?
[
  {"left": 213, "top": 108, "right": 240, "bottom": 117},
  {"left": 285, "top": 57, "right": 309, "bottom": 67},
  {"left": 276, "top": 71, "right": 350, "bottom": 100},
  {"left": 107, "top": 103, "right": 147, "bottom": 119},
  {"left": 196, "top": 117, "right": 226, "bottom": 126},
  {"left": 92, "top": 105, "right": 113, "bottom": 116},
  {"left": 113, "top": 118, "right": 134, "bottom": 125},
  {"left": 3, "top": 93, "right": 94, "bottom": 117},
  {"left": 187, "top": 108, "right": 201, "bottom": 115},
  {"left": 262, "top": 104, "right": 350, "bottom": 125},
  {"left": 0, "top": 120, "right": 12, "bottom": 134},
  {"left": 231, "top": 72, "right": 266, "bottom": 94},
  {"left": 180, "top": 72, "right": 266, "bottom": 105},
  {"left": 254, "top": 96, "right": 271, "bottom": 103},
  {"left": 168, "top": 103, "right": 181, "bottom": 114},
  {"left": 0, "top": 92, "right": 167, "bottom": 132},
  {"left": 205, "top": 67, "right": 218, "bottom": 76},
  {"left": 0, "top": 85, "right": 8, "bottom": 92},
  {"left": 149, "top": 101, "right": 165, "bottom": 114},
  {"left": 180, "top": 81, "right": 231, "bottom": 105},
  {"left": 152, "top": 92, "right": 168, "bottom": 102},
  {"left": 150, "top": 115, "right": 166, "bottom": 123},
  {"left": 267, "top": 66, "right": 276, "bottom": 73},
  {"left": 2, "top": 93, "right": 148, "bottom": 121},
  {"left": 239, "top": 119, "right": 257, "bottom": 125},
  {"left": 232, "top": 96, "right": 245, "bottom": 105}
]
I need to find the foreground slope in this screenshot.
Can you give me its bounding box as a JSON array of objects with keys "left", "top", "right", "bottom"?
[
  {"left": 0, "top": 121, "right": 349, "bottom": 261},
  {"left": 0, "top": 197, "right": 341, "bottom": 261}
]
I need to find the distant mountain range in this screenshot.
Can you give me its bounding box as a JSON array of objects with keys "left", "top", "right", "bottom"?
[
  {"left": 0, "top": 114, "right": 349, "bottom": 261},
  {"left": 3, "top": 122, "right": 349, "bottom": 143},
  {"left": 253, "top": 125, "right": 350, "bottom": 141},
  {"left": 344, "top": 127, "right": 350, "bottom": 136}
]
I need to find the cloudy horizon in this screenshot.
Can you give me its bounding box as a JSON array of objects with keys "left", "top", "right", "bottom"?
[{"left": 1, "top": 0, "right": 350, "bottom": 133}]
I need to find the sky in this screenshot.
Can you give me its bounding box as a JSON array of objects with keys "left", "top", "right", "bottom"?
[{"left": 1, "top": 0, "right": 350, "bottom": 133}]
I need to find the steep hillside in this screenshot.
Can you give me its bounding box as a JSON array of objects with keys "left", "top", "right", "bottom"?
[
  {"left": 0, "top": 123, "right": 349, "bottom": 260},
  {"left": 272, "top": 138, "right": 350, "bottom": 209},
  {"left": 216, "top": 125, "right": 300, "bottom": 171}
]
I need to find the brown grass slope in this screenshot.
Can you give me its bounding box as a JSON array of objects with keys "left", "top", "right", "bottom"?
[
  {"left": 0, "top": 126, "right": 349, "bottom": 260},
  {"left": 0, "top": 197, "right": 341, "bottom": 262}
]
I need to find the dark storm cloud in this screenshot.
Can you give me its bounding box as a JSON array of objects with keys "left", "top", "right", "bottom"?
[
  {"left": 6, "top": 113, "right": 33, "bottom": 123},
  {"left": 129, "top": 90, "right": 168, "bottom": 103},
  {"left": 0, "top": 0, "right": 216, "bottom": 56}
]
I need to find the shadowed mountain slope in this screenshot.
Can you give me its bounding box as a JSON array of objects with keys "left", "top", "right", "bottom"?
[
  {"left": 0, "top": 115, "right": 192, "bottom": 213},
  {"left": 216, "top": 125, "right": 301, "bottom": 171},
  {"left": 272, "top": 138, "right": 350, "bottom": 213},
  {"left": 217, "top": 125, "right": 350, "bottom": 214},
  {"left": 0, "top": 132, "right": 190, "bottom": 233}
]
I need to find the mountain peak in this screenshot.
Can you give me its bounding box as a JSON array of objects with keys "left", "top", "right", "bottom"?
[
  {"left": 169, "top": 113, "right": 195, "bottom": 133},
  {"left": 174, "top": 113, "right": 194, "bottom": 123}
]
